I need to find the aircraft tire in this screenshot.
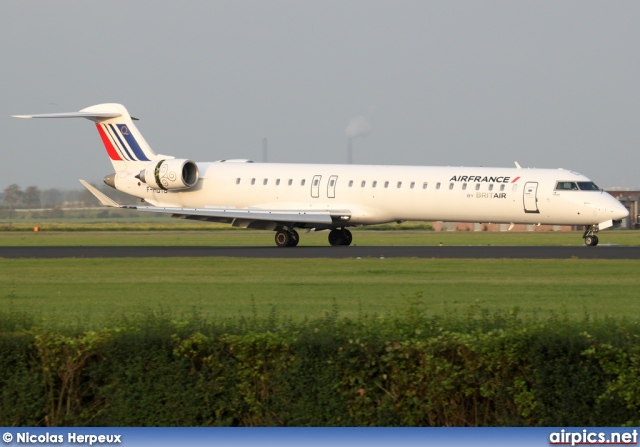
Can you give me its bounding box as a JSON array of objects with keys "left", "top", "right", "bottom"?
[
  {"left": 328, "top": 229, "right": 342, "bottom": 246},
  {"left": 584, "top": 235, "right": 599, "bottom": 247},
  {"left": 341, "top": 229, "right": 353, "bottom": 246},
  {"left": 275, "top": 230, "right": 292, "bottom": 247},
  {"left": 329, "top": 229, "right": 353, "bottom": 246},
  {"left": 289, "top": 229, "right": 299, "bottom": 247}
]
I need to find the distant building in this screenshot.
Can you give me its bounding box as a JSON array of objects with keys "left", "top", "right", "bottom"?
[
  {"left": 607, "top": 190, "right": 639, "bottom": 229},
  {"left": 431, "top": 222, "right": 573, "bottom": 232}
]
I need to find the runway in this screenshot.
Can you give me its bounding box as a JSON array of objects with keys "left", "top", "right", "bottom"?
[{"left": 1, "top": 245, "right": 640, "bottom": 259}]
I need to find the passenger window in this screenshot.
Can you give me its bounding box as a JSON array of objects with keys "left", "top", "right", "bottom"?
[
  {"left": 372, "top": 181, "right": 377, "bottom": 188},
  {"left": 361, "top": 181, "right": 366, "bottom": 187},
  {"left": 462, "top": 183, "right": 467, "bottom": 190},
  {"left": 500, "top": 184, "right": 505, "bottom": 191},
  {"left": 348, "top": 180, "right": 353, "bottom": 187},
  {"left": 397, "top": 181, "right": 402, "bottom": 188},
  {"left": 449, "top": 183, "right": 454, "bottom": 190},
  {"left": 475, "top": 184, "right": 480, "bottom": 191},
  {"left": 288, "top": 179, "right": 293, "bottom": 186},
  {"left": 384, "top": 181, "right": 389, "bottom": 188},
  {"left": 236, "top": 178, "right": 241, "bottom": 185},
  {"left": 422, "top": 182, "right": 428, "bottom": 189},
  {"left": 512, "top": 184, "right": 518, "bottom": 192},
  {"left": 301, "top": 179, "right": 306, "bottom": 186},
  {"left": 436, "top": 182, "right": 441, "bottom": 190},
  {"left": 276, "top": 179, "right": 280, "bottom": 186},
  {"left": 488, "top": 184, "right": 494, "bottom": 191},
  {"left": 410, "top": 182, "right": 415, "bottom": 189},
  {"left": 251, "top": 178, "right": 256, "bottom": 185},
  {"left": 263, "top": 179, "right": 268, "bottom": 185}
]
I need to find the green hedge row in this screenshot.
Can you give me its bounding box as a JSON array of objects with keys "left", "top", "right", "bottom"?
[{"left": 1, "top": 308, "right": 640, "bottom": 426}]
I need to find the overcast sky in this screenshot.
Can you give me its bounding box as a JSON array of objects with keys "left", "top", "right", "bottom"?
[{"left": 2, "top": 1, "right": 639, "bottom": 190}]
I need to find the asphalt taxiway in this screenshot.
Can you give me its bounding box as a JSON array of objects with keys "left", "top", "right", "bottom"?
[{"left": 1, "top": 245, "right": 639, "bottom": 259}]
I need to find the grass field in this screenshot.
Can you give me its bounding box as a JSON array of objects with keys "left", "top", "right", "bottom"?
[
  {"left": 1, "top": 228, "right": 640, "bottom": 246},
  {"left": 1, "top": 257, "right": 638, "bottom": 327},
  {"left": 2, "top": 223, "right": 639, "bottom": 328}
]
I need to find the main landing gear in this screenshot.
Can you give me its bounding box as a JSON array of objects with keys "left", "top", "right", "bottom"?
[
  {"left": 582, "top": 224, "right": 599, "bottom": 247},
  {"left": 274, "top": 228, "right": 299, "bottom": 247},
  {"left": 328, "top": 228, "right": 353, "bottom": 246},
  {"left": 273, "top": 227, "right": 353, "bottom": 247}
]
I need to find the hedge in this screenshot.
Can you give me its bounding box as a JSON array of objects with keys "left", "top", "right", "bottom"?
[{"left": 1, "top": 307, "right": 639, "bottom": 426}]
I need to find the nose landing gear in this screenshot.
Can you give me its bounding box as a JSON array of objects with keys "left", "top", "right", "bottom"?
[
  {"left": 584, "top": 235, "right": 599, "bottom": 246},
  {"left": 582, "top": 225, "right": 599, "bottom": 246}
]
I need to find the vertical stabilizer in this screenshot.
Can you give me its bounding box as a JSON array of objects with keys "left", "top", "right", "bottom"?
[{"left": 81, "top": 104, "right": 162, "bottom": 172}]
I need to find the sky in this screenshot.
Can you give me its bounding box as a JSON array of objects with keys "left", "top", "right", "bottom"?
[{"left": 1, "top": 1, "right": 639, "bottom": 190}]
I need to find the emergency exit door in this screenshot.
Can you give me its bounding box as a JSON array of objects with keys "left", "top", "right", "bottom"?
[
  {"left": 311, "top": 175, "right": 322, "bottom": 198},
  {"left": 523, "top": 182, "right": 540, "bottom": 213},
  {"left": 327, "top": 175, "right": 338, "bottom": 198}
]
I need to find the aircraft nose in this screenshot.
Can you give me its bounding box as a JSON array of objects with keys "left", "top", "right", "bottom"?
[{"left": 611, "top": 199, "right": 629, "bottom": 221}]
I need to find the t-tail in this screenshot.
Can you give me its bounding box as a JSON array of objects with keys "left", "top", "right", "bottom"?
[
  {"left": 14, "top": 103, "right": 198, "bottom": 192},
  {"left": 13, "top": 103, "right": 166, "bottom": 172}
]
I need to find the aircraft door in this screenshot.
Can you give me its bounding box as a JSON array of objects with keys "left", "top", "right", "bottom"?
[
  {"left": 327, "top": 175, "right": 338, "bottom": 198},
  {"left": 311, "top": 175, "right": 322, "bottom": 198},
  {"left": 523, "top": 182, "right": 540, "bottom": 213}
]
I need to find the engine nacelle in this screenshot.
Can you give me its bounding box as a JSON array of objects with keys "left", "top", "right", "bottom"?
[{"left": 137, "top": 159, "right": 199, "bottom": 190}]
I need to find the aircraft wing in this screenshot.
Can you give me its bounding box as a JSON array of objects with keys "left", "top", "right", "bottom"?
[{"left": 80, "top": 180, "right": 350, "bottom": 227}]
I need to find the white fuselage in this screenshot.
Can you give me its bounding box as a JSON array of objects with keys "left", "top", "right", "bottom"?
[
  {"left": 113, "top": 162, "right": 628, "bottom": 227},
  {"left": 15, "top": 102, "right": 629, "bottom": 245}
]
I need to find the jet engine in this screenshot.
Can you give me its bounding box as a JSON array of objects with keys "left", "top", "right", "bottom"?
[{"left": 137, "top": 159, "right": 199, "bottom": 190}]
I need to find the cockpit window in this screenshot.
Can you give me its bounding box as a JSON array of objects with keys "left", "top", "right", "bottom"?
[
  {"left": 555, "top": 181, "right": 601, "bottom": 191},
  {"left": 555, "top": 182, "right": 579, "bottom": 191},
  {"left": 577, "top": 181, "right": 600, "bottom": 191}
]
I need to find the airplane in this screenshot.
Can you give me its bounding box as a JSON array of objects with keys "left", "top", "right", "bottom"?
[{"left": 13, "top": 103, "right": 629, "bottom": 247}]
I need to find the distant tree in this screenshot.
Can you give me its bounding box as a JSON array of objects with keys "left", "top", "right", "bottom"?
[
  {"left": 3, "top": 184, "right": 23, "bottom": 222},
  {"left": 82, "top": 184, "right": 100, "bottom": 207},
  {"left": 62, "top": 189, "right": 84, "bottom": 206},
  {"left": 42, "top": 207, "right": 64, "bottom": 218},
  {"left": 23, "top": 186, "right": 41, "bottom": 209},
  {"left": 41, "top": 188, "right": 62, "bottom": 207}
]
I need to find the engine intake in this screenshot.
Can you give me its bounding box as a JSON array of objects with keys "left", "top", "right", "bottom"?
[{"left": 137, "top": 159, "right": 199, "bottom": 190}]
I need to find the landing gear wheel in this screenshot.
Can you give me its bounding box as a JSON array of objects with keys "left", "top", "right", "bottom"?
[
  {"left": 584, "top": 235, "right": 599, "bottom": 247},
  {"left": 341, "top": 229, "right": 353, "bottom": 246},
  {"left": 275, "top": 229, "right": 299, "bottom": 247},
  {"left": 275, "top": 230, "right": 291, "bottom": 247},
  {"left": 328, "top": 229, "right": 341, "bottom": 246},
  {"left": 328, "top": 229, "right": 353, "bottom": 246},
  {"left": 582, "top": 224, "right": 600, "bottom": 247},
  {"left": 289, "top": 229, "right": 299, "bottom": 247}
]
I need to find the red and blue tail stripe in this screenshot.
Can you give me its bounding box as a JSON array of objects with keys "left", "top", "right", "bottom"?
[{"left": 95, "top": 123, "right": 151, "bottom": 162}]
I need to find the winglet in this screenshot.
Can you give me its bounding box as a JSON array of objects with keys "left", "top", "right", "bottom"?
[
  {"left": 79, "top": 180, "right": 121, "bottom": 208},
  {"left": 514, "top": 161, "right": 522, "bottom": 169}
]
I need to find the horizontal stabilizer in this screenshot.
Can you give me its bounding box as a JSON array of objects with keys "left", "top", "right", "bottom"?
[
  {"left": 13, "top": 112, "right": 122, "bottom": 122},
  {"left": 79, "top": 180, "right": 121, "bottom": 208}
]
